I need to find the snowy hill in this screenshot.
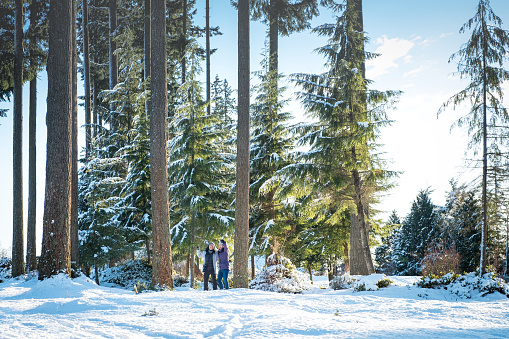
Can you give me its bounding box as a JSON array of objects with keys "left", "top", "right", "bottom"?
[{"left": 1, "top": 273, "right": 509, "bottom": 338}]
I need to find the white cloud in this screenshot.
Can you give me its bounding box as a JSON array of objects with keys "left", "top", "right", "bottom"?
[
  {"left": 404, "top": 65, "right": 425, "bottom": 78},
  {"left": 367, "top": 35, "right": 415, "bottom": 79}
]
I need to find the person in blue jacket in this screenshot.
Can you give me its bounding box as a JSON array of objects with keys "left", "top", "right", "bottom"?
[{"left": 217, "top": 239, "right": 230, "bottom": 289}]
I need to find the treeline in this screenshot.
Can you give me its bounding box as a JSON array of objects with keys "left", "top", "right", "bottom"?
[
  {"left": 377, "top": 182, "right": 508, "bottom": 277},
  {"left": 2, "top": 0, "right": 509, "bottom": 286}
]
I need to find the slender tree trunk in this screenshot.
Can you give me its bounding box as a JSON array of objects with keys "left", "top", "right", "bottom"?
[
  {"left": 27, "top": 77, "right": 37, "bottom": 272},
  {"left": 83, "top": 0, "right": 92, "bottom": 160},
  {"left": 145, "top": 238, "right": 151, "bottom": 263},
  {"left": 480, "top": 41, "right": 488, "bottom": 275},
  {"left": 206, "top": 0, "right": 210, "bottom": 115},
  {"left": 71, "top": 0, "right": 79, "bottom": 271},
  {"left": 109, "top": 0, "right": 118, "bottom": 130},
  {"left": 150, "top": 0, "right": 173, "bottom": 288},
  {"left": 144, "top": 0, "right": 151, "bottom": 117},
  {"left": 181, "top": 0, "right": 187, "bottom": 84},
  {"left": 234, "top": 0, "right": 250, "bottom": 289},
  {"left": 26, "top": 0, "right": 38, "bottom": 273},
  {"left": 12, "top": 0, "right": 24, "bottom": 277},
  {"left": 251, "top": 253, "right": 255, "bottom": 279},
  {"left": 307, "top": 263, "right": 313, "bottom": 283},
  {"left": 39, "top": 0, "right": 73, "bottom": 280},
  {"left": 343, "top": 241, "right": 350, "bottom": 273},
  {"left": 268, "top": 0, "right": 278, "bottom": 75},
  {"left": 92, "top": 67, "right": 98, "bottom": 132}
]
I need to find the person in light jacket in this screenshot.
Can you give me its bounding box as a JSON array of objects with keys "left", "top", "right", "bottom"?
[
  {"left": 217, "top": 239, "right": 230, "bottom": 289},
  {"left": 197, "top": 242, "right": 218, "bottom": 290}
]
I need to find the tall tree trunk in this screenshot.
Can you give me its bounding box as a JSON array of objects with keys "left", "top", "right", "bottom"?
[
  {"left": 347, "top": 0, "right": 374, "bottom": 276},
  {"left": 480, "top": 36, "right": 488, "bottom": 275},
  {"left": 83, "top": 0, "right": 92, "bottom": 160},
  {"left": 205, "top": 0, "right": 210, "bottom": 115},
  {"left": 109, "top": 0, "right": 118, "bottom": 130},
  {"left": 26, "top": 0, "right": 38, "bottom": 273},
  {"left": 150, "top": 0, "right": 173, "bottom": 288},
  {"left": 39, "top": 0, "right": 73, "bottom": 280},
  {"left": 12, "top": 0, "right": 24, "bottom": 277},
  {"left": 71, "top": 0, "right": 79, "bottom": 271},
  {"left": 343, "top": 240, "right": 350, "bottom": 273},
  {"left": 234, "top": 0, "right": 250, "bottom": 289},
  {"left": 268, "top": 0, "right": 278, "bottom": 75},
  {"left": 181, "top": 0, "right": 187, "bottom": 85},
  {"left": 27, "top": 77, "right": 37, "bottom": 272},
  {"left": 144, "top": 0, "right": 151, "bottom": 117}
]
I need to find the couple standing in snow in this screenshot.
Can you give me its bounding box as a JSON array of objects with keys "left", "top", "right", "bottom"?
[{"left": 196, "top": 239, "right": 229, "bottom": 290}]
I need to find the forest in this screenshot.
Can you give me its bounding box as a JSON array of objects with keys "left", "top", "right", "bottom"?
[{"left": 1, "top": 0, "right": 509, "bottom": 291}]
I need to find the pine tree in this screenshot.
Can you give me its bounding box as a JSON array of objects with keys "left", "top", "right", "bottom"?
[
  {"left": 438, "top": 0, "right": 509, "bottom": 274},
  {"left": 290, "top": 1, "right": 399, "bottom": 275},
  {"left": 392, "top": 189, "right": 440, "bottom": 275},
  {"left": 249, "top": 50, "right": 294, "bottom": 256}
]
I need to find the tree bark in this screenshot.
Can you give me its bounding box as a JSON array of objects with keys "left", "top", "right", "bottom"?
[
  {"left": 233, "top": 0, "right": 250, "bottom": 289},
  {"left": 109, "top": 0, "right": 118, "bottom": 130},
  {"left": 181, "top": 0, "right": 187, "bottom": 85},
  {"left": 150, "top": 0, "right": 173, "bottom": 288},
  {"left": 39, "top": 0, "right": 73, "bottom": 280},
  {"left": 71, "top": 0, "right": 79, "bottom": 271},
  {"left": 12, "top": 0, "right": 24, "bottom": 277},
  {"left": 144, "top": 0, "right": 151, "bottom": 117},
  {"left": 83, "top": 0, "right": 92, "bottom": 160},
  {"left": 206, "top": 0, "right": 210, "bottom": 115},
  {"left": 480, "top": 30, "right": 488, "bottom": 275}
]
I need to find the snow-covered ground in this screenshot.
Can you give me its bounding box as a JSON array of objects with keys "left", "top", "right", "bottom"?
[{"left": 1, "top": 274, "right": 508, "bottom": 338}]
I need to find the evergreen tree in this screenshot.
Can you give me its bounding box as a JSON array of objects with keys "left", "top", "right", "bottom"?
[
  {"left": 289, "top": 1, "right": 399, "bottom": 275},
  {"left": 168, "top": 49, "right": 234, "bottom": 286},
  {"left": 438, "top": 0, "right": 509, "bottom": 274},
  {"left": 249, "top": 50, "right": 294, "bottom": 256},
  {"left": 393, "top": 189, "right": 440, "bottom": 275},
  {"left": 374, "top": 210, "right": 400, "bottom": 275}
]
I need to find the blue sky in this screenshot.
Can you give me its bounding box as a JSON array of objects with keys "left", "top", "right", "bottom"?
[{"left": 1, "top": 0, "right": 509, "bottom": 253}]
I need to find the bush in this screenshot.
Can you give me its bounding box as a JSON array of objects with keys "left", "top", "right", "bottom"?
[
  {"left": 96, "top": 259, "right": 152, "bottom": 289},
  {"left": 417, "top": 271, "right": 509, "bottom": 298},
  {"left": 329, "top": 275, "right": 358, "bottom": 290},
  {"left": 173, "top": 275, "right": 189, "bottom": 287},
  {"left": 376, "top": 278, "right": 393, "bottom": 289},
  {"left": 249, "top": 255, "right": 312, "bottom": 293},
  {"left": 0, "top": 257, "right": 11, "bottom": 281},
  {"left": 421, "top": 242, "right": 461, "bottom": 276}
]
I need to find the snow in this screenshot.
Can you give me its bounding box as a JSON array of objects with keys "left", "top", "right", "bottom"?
[{"left": 1, "top": 273, "right": 508, "bottom": 338}]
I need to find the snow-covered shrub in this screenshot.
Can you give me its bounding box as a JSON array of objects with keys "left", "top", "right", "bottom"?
[
  {"left": 376, "top": 278, "right": 393, "bottom": 289},
  {"left": 96, "top": 259, "right": 152, "bottom": 289},
  {"left": 417, "top": 271, "right": 509, "bottom": 298},
  {"left": 329, "top": 275, "right": 358, "bottom": 290},
  {"left": 173, "top": 275, "right": 189, "bottom": 287},
  {"left": 421, "top": 241, "right": 461, "bottom": 276},
  {"left": 249, "top": 255, "right": 312, "bottom": 293},
  {"left": 0, "top": 257, "right": 11, "bottom": 281}
]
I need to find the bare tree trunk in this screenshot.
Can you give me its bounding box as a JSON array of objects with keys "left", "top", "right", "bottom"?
[
  {"left": 206, "top": 0, "right": 210, "bottom": 115},
  {"left": 109, "top": 0, "right": 118, "bottom": 130},
  {"left": 71, "top": 0, "right": 79, "bottom": 271},
  {"left": 181, "top": 0, "right": 187, "bottom": 85},
  {"left": 480, "top": 39, "right": 488, "bottom": 275},
  {"left": 39, "top": 0, "right": 73, "bottom": 280},
  {"left": 307, "top": 263, "right": 313, "bottom": 284},
  {"left": 150, "top": 0, "right": 173, "bottom": 288},
  {"left": 83, "top": 0, "right": 92, "bottom": 160},
  {"left": 251, "top": 254, "right": 255, "bottom": 279},
  {"left": 343, "top": 241, "right": 350, "bottom": 274},
  {"left": 144, "top": 0, "right": 151, "bottom": 117},
  {"left": 145, "top": 238, "right": 151, "bottom": 263},
  {"left": 268, "top": 0, "right": 278, "bottom": 75},
  {"left": 233, "top": 0, "right": 250, "bottom": 289},
  {"left": 26, "top": 0, "right": 38, "bottom": 273},
  {"left": 12, "top": 0, "right": 24, "bottom": 277}
]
